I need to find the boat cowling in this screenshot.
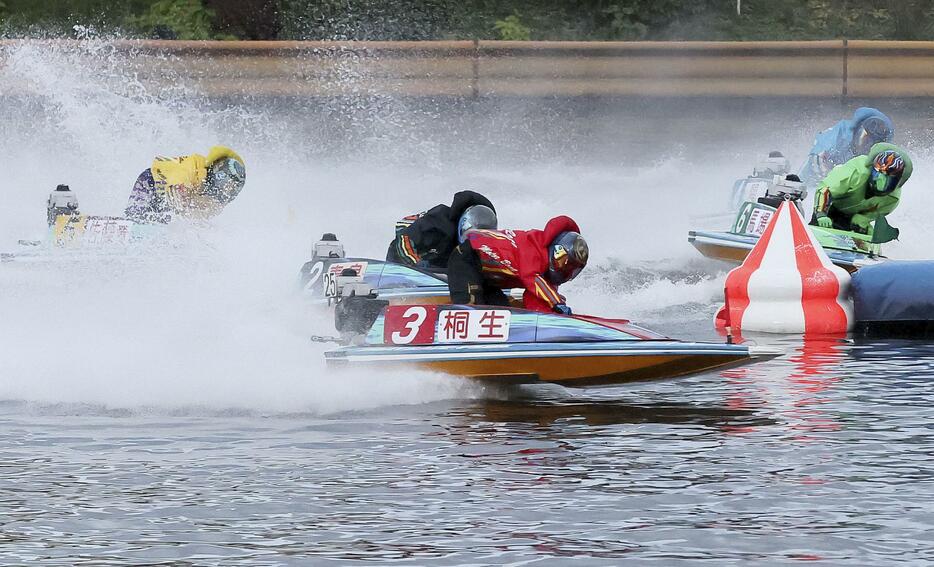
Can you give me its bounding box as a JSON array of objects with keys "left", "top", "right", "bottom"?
[{"left": 362, "top": 304, "right": 667, "bottom": 347}]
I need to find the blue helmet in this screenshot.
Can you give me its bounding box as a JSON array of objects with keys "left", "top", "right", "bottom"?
[
  {"left": 853, "top": 116, "right": 892, "bottom": 155},
  {"left": 457, "top": 205, "right": 497, "bottom": 242},
  {"left": 547, "top": 231, "right": 589, "bottom": 284}
]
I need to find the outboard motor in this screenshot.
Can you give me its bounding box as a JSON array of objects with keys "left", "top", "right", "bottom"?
[
  {"left": 758, "top": 174, "right": 807, "bottom": 211},
  {"left": 752, "top": 151, "right": 790, "bottom": 178},
  {"left": 47, "top": 184, "right": 79, "bottom": 226},
  {"left": 312, "top": 232, "right": 345, "bottom": 260},
  {"left": 730, "top": 152, "right": 792, "bottom": 212},
  {"left": 332, "top": 267, "right": 388, "bottom": 341}
]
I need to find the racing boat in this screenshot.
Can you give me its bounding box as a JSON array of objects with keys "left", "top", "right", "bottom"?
[
  {"left": 325, "top": 303, "right": 777, "bottom": 387},
  {"left": 688, "top": 153, "right": 889, "bottom": 273},
  {"left": 298, "top": 234, "right": 452, "bottom": 305},
  {"left": 689, "top": 206, "right": 887, "bottom": 273},
  {"left": 305, "top": 234, "right": 778, "bottom": 386},
  {"left": 2, "top": 215, "right": 159, "bottom": 264},
  {"left": 2, "top": 186, "right": 158, "bottom": 264}
]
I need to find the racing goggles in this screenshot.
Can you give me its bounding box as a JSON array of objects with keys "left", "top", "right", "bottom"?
[
  {"left": 854, "top": 119, "right": 890, "bottom": 154},
  {"left": 854, "top": 127, "right": 876, "bottom": 154},
  {"left": 870, "top": 167, "right": 900, "bottom": 194},
  {"left": 206, "top": 158, "right": 246, "bottom": 204},
  {"left": 547, "top": 236, "right": 587, "bottom": 284}
]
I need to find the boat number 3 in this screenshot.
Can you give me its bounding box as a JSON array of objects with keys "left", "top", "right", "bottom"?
[{"left": 391, "top": 306, "right": 428, "bottom": 344}]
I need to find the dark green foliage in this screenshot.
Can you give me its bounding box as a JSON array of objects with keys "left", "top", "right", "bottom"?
[
  {"left": 204, "top": 0, "right": 280, "bottom": 41},
  {"left": 125, "top": 0, "right": 219, "bottom": 39},
  {"left": 0, "top": 0, "right": 154, "bottom": 36},
  {"left": 278, "top": 0, "right": 457, "bottom": 40},
  {"left": 3, "top": 0, "right": 934, "bottom": 40}
]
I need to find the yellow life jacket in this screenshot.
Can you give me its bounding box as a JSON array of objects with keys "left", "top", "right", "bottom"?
[{"left": 149, "top": 146, "right": 244, "bottom": 216}]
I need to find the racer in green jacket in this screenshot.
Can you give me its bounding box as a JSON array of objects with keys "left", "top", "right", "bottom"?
[{"left": 810, "top": 142, "right": 912, "bottom": 236}]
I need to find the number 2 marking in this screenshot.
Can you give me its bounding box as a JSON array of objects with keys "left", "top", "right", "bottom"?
[
  {"left": 391, "top": 306, "right": 428, "bottom": 344},
  {"left": 303, "top": 261, "right": 324, "bottom": 292}
]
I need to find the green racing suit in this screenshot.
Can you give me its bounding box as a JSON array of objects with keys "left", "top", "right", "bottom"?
[{"left": 811, "top": 142, "right": 913, "bottom": 235}]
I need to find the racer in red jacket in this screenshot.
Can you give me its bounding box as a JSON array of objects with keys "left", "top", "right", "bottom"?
[{"left": 447, "top": 215, "right": 589, "bottom": 314}]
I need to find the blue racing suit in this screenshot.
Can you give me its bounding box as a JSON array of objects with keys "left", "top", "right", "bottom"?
[{"left": 799, "top": 107, "right": 894, "bottom": 186}]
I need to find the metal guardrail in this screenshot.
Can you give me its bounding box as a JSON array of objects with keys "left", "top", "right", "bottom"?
[{"left": 2, "top": 39, "right": 934, "bottom": 97}]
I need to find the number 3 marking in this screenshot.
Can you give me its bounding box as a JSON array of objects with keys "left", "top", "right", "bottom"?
[{"left": 391, "top": 306, "right": 427, "bottom": 344}]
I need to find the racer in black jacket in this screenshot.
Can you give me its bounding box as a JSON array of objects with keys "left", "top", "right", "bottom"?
[{"left": 386, "top": 190, "right": 497, "bottom": 270}]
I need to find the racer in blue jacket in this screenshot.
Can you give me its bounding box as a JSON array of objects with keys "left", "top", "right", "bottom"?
[{"left": 799, "top": 107, "right": 894, "bottom": 186}]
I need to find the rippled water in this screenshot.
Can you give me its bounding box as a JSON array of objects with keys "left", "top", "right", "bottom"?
[
  {"left": 3, "top": 39, "right": 934, "bottom": 565},
  {"left": 3, "top": 335, "right": 934, "bottom": 565}
]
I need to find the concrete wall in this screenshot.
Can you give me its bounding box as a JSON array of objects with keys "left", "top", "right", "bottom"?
[{"left": 3, "top": 39, "right": 934, "bottom": 98}]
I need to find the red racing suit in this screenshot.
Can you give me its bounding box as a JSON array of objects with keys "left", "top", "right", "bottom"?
[{"left": 463, "top": 216, "right": 580, "bottom": 313}]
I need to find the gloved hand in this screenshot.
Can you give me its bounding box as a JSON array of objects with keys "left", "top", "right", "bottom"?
[
  {"left": 850, "top": 214, "right": 872, "bottom": 234},
  {"left": 415, "top": 260, "right": 431, "bottom": 269},
  {"left": 554, "top": 304, "right": 573, "bottom": 316},
  {"left": 816, "top": 215, "right": 833, "bottom": 229}
]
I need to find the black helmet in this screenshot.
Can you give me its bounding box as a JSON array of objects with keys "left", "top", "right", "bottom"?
[
  {"left": 205, "top": 157, "right": 246, "bottom": 204},
  {"left": 457, "top": 205, "right": 497, "bottom": 242},
  {"left": 547, "top": 231, "right": 588, "bottom": 284},
  {"left": 853, "top": 117, "right": 892, "bottom": 155}
]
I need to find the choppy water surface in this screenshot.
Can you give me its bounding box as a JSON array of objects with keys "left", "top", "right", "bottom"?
[
  {"left": 3, "top": 40, "right": 934, "bottom": 564},
  {"left": 2, "top": 336, "right": 934, "bottom": 565}
]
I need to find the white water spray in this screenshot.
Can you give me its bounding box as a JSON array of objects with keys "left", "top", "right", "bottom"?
[{"left": 1, "top": 40, "right": 931, "bottom": 411}]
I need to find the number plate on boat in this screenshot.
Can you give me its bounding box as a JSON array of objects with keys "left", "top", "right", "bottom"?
[
  {"left": 436, "top": 309, "right": 511, "bottom": 343},
  {"left": 328, "top": 261, "right": 368, "bottom": 277},
  {"left": 384, "top": 307, "right": 512, "bottom": 345},
  {"left": 384, "top": 305, "right": 438, "bottom": 345},
  {"left": 744, "top": 208, "right": 773, "bottom": 236},
  {"left": 83, "top": 217, "right": 135, "bottom": 245}
]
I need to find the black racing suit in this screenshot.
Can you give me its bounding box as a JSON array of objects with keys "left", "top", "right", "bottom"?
[{"left": 386, "top": 190, "right": 495, "bottom": 270}]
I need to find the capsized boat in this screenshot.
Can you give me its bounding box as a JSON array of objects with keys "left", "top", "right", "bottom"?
[
  {"left": 325, "top": 304, "right": 778, "bottom": 387},
  {"left": 688, "top": 165, "right": 890, "bottom": 273}
]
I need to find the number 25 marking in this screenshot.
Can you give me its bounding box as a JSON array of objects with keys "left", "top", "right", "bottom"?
[{"left": 391, "top": 306, "right": 427, "bottom": 344}]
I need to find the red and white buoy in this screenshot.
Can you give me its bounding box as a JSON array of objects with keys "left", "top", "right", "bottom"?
[{"left": 716, "top": 201, "right": 853, "bottom": 335}]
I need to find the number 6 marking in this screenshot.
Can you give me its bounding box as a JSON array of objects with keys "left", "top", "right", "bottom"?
[{"left": 391, "top": 306, "right": 428, "bottom": 344}]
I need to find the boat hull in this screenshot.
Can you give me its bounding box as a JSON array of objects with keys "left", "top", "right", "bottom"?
[
  {"left": 688, "top": 229, "right": 885, "bottom": 273},
  {"left": 325, "top": 341, "right": 770, "bottom": 388}
]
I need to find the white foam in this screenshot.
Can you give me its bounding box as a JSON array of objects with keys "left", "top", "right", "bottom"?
[{"left": 1, "top": 40, "right": 929, "bottom": 410}]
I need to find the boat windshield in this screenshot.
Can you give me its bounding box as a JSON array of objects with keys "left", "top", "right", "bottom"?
[{"left": 378, "top": 263, "right": 447, "bottom": 289}]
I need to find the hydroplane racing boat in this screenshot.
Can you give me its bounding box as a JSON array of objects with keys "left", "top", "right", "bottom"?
[
  {"left": 325, "top": 303, "right": 777, "bottom": 388},
  {"left": 688, "top": 154, "right": 890, "bottom": 273},
  {"left": 2, "top": 185, "right": 159, "bottom": 264}
]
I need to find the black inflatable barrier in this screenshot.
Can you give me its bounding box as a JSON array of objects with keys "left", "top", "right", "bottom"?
[{"left": 854, "top": 320, "right": 934, "bottom": 339}]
